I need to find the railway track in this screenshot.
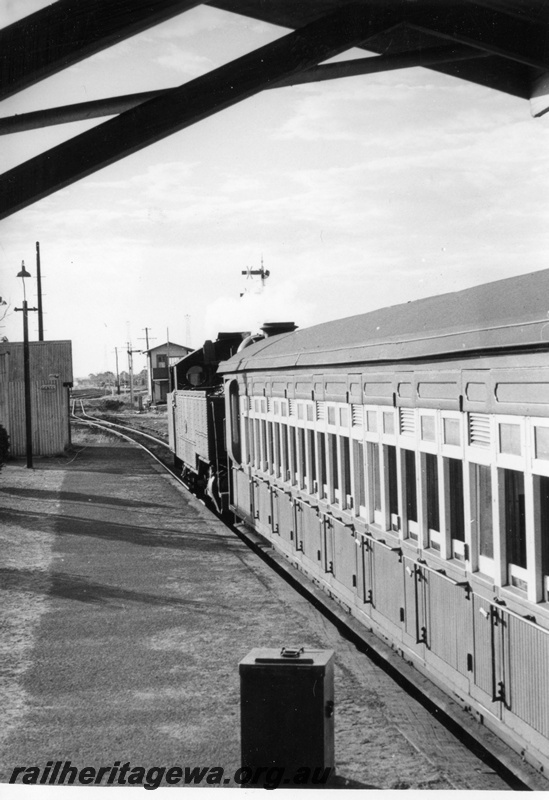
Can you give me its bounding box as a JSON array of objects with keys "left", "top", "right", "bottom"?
[{"left": 70, "top": 403, "right": 547, "bottom": 791}]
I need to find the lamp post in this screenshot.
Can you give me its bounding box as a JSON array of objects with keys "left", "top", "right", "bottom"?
[{"left": 14, "top": 261, "right": 38, "bottom": 469}]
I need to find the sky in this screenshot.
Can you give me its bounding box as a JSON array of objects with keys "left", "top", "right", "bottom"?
[{"left": 1, "top": 1, "right": 549, "bottom": 379}]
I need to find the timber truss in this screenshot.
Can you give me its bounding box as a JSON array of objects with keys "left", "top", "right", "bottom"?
[{"left": 1, "top": 0, "right": 548, "bottom": 220}]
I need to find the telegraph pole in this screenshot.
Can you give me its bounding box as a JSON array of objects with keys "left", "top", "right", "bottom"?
[
  {"left": 36, "top": 241, "right": 44, "bottom": 340},
  {"left": 113, "top": 346, "right": 120, "bottom": 394},
  {"left": 139, "top": 327, "right": 156, "bottom": 401},
  {"left": 127, "top": 342, "right": 134, "bottom": 409}
]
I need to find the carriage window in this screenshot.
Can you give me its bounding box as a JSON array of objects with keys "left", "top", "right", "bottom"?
[
  {"left": 273, "top": 422, "right": 281, "bottom": 478},
  {"left": 254, "top": 419, "right": 261, "bottom": 470},
  {"left": 229, "top": 381, "right": 242, "bottom": 466},
  {"left": 353, "top": 440, "right": 366, "bottom": 511},
  {"left": 447, "top": 458, "right": 465, "bottom": 559},
  {"left": 538, "top": 475, "right": 549, "bottom": 596},
  {"left": 267, "top": 422, "right": 274, "bottom": 474},
  {"left": 308, "top": 429, "right": 317, "bottom": 492},
  {"left": 260, "top": 420, "right": 268, "bottom": 471},
  {"left": 503, "top": 468, "right": 526, "bottom": 572},
  {"left": 246, "top": 418, "right": 254, "bottom": 465},
  {"left": 289, "top": 427, "right": 297, "bottom": 485},
  {"left": 421, "top": 416, "right": 435, "bottom": 442},
  {"left": 535, "top": 427, "right": 549, "bottom": 461},
  {"left": 471, "top": 463, "right": 493, "bottom": 569},
  {"left": 367, "top": 442, "right": 381, "bottom": 517},
  {"left": 444, "top": 418, "right": 461, "bottom": 447},
  {"left": 280, "top": 424, "right": 289, "bottom": 480},
  {"left": 319, "top": 433, "right": 328, "bottom": 499},
  {"left": 424, "top": 453, "right": 440, "bottom": 538},
  {"left": 299, "top": 428, "right": 307, "bottom": 489},
  {"left": 342, "top": 436, "right": 351, "bottom": 507},
  {"left": 386, "top": 445, "right": 398, "bottom": 518},
  {"left": 404, "top": 449, "right": 418, "bottom": 539},
  {"left": 500, "top": 423, "right": 521, "bottom": 457},
  {"left": 329, "top": 433, "right": 339, "bottom": 502}
]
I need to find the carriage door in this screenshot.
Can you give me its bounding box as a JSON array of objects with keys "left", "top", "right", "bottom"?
[
  {"left": 321, "top": 514, "right": 335, "bottom": 580},
  {"left": 359, "top": 536, "right": 374, "bottom": 612},
  {"left": 272, "top": 487, "right": 294, "bottom": 550},
  {"left": 295, "top": 500, "right": 322, "bottom": 571},
  {"left": 470, "top": 597, "right": 505, "bottom": 720},
  {"left": 403, "top": 557, "right": 428, "bottom": 657}
]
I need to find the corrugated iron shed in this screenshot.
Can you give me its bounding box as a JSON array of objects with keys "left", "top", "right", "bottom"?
[{"left": 0, "top": 340, "right": 73, "bottom": 457}]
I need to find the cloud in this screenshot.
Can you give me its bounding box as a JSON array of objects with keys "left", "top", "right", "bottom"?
[{"left": 153, "top": 47, "right": 215, "bottom": 77}]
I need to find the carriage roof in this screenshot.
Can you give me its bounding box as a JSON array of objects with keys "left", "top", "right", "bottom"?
[{"left": 219, "top": 268, "right": 549, "bottom": 372}]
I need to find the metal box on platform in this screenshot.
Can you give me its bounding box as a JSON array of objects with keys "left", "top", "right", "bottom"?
[{"left": 239, "top": 646, "right": 334, "bottom": 777}]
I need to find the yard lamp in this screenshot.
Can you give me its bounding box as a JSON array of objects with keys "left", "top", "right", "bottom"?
[{"left": 15, "top": 261, "right": 38, "bottom": 468}]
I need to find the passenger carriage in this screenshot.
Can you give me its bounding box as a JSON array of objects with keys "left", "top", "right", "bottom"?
[{"left": 220, "top": 268, "right": 549, "bottom": 774}]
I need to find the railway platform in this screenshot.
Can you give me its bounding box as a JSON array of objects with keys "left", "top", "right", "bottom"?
[{"left": 0, "top": 429, "right": 542, "bottom": 790}]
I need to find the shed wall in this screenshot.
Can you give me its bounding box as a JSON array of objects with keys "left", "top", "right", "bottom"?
[{"left": 0, "top": 340, "right": 72, "bottom": 457}]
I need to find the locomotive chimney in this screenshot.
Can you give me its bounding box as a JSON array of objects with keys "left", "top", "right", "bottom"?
[{"left": 260, "top": 322, "right": 298, "bottom": 337}]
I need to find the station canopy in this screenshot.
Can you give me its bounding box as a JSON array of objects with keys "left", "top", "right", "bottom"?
[{"left": 1, "top": 0, "right": 549, "bottom": 220}]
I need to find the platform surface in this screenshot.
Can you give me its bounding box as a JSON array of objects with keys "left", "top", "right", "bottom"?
[{"left": 0, "top": 432, "right": 512, "bottom": 790}]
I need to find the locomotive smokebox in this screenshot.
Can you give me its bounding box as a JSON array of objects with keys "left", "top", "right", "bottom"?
[{"left": 239, "top": 646, "right": 334, "bottom": 785}]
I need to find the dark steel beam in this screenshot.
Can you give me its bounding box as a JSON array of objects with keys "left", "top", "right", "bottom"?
[
  {"left": 0, "top": 0, "right": 202, "bottom": 102},
  {"left": 408, "top": 1, "right": 549, "bottom": 71},
  {"left": 0, "top": 45, "right": 486, "bottom": 135},
  {"left": 0, "top": 4, "right": 402, "bottom": 220}
]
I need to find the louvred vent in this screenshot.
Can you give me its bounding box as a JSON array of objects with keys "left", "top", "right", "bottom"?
[
  {"left": 400, "top": 408, "right": 415, "bottom": 436},
  {"left": 352, "top": 404, "right": 364, "bottom": 427},
  {"left": 469, "top": 413, "right": 491, "bottom": 447}
]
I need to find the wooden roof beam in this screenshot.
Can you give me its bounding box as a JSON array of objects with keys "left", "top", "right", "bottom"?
[{"left": 0, "top": 4, "right": 403, "bottom": 220}]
